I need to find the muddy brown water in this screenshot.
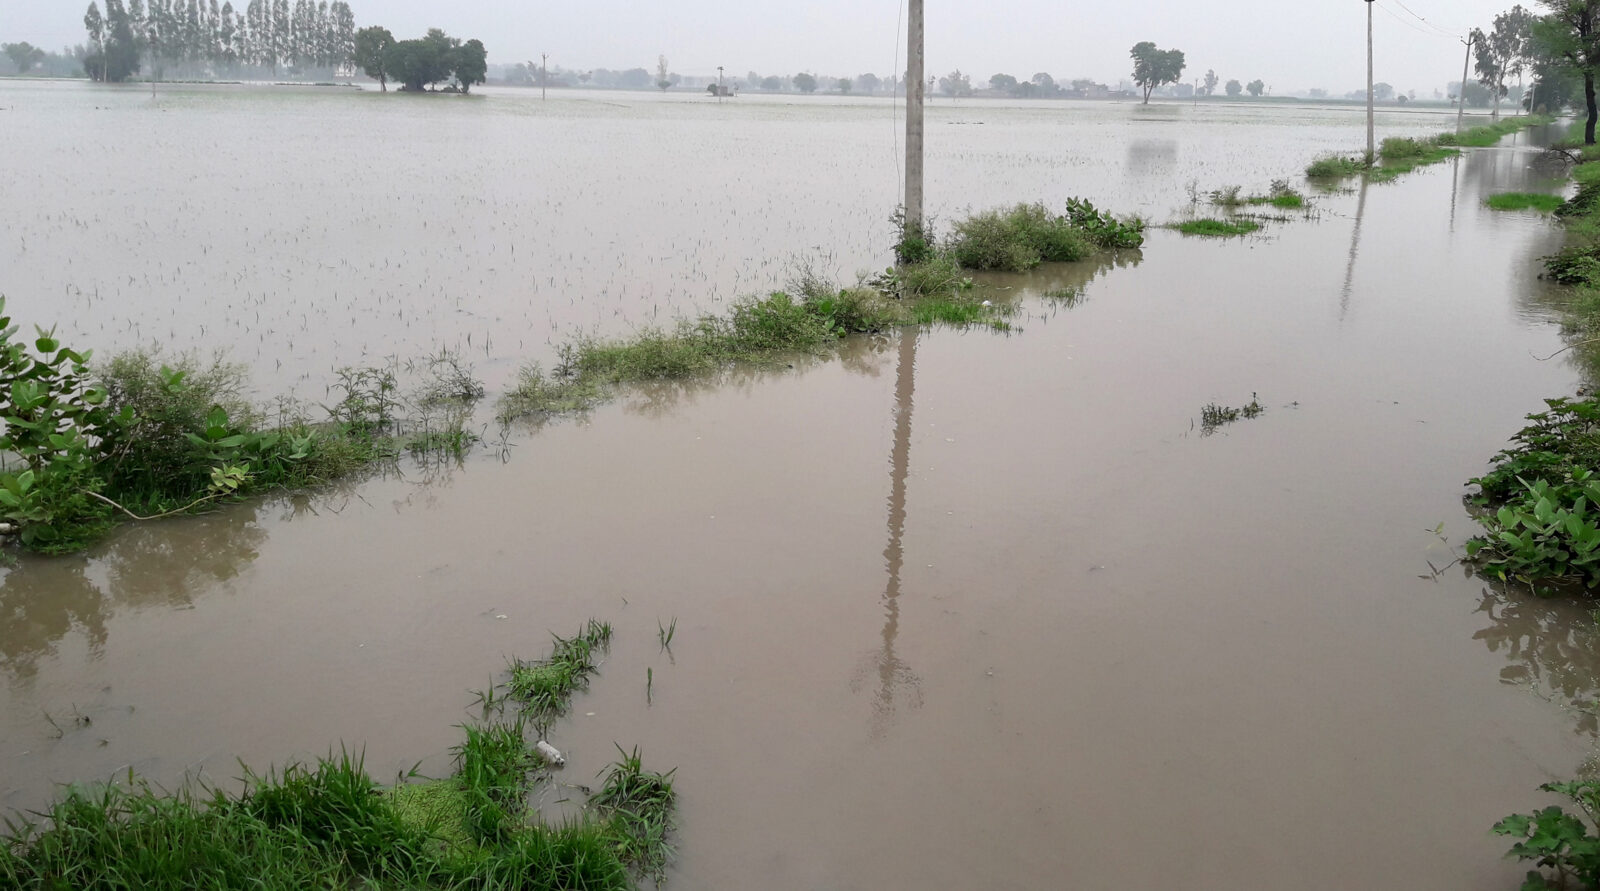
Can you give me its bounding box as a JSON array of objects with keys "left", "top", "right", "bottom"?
[{"left": 1, "top": 82, "right": 1596, "bottom": 889}]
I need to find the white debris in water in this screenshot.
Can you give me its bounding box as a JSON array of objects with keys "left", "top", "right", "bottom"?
[{"left": 534, "top": 740, "right": 565, "bottom": 766}]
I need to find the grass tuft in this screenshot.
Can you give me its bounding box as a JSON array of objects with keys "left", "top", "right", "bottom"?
[
  {"left": 1173, "top": 218, "right": 1262, "bottom": 237},
  {"left": 1486, "top": 192, "right": 1566, "bottom": 213}
]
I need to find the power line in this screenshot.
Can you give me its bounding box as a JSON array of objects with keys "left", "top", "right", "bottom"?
[
  {"left": 1382, "top": 0, "right": 1464, "bottom": 39},
  {"left": 1374, "top": 0, "right": 1457, "bottom": 41}
]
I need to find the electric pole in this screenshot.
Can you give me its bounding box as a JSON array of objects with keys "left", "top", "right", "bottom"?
[
  {"left": 904, "top": 0, "right": 924, "bottom": 244},
  {"left": 1457, "top": 33, "right": 1474, "bottom": 132},
  {"left": 718, "top": 65, "right": 724, "bottom": 102},
  {"left": 542, "top": 53, "right": 548, "bottom": 100},
  {"left": 1365, "top": 0, "right": 1376, "bottom": 163}
]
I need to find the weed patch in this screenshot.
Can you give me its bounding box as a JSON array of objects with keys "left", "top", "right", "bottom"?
[
  {"left": 1174, "top": 218, "right": 1262, "bottom": 237},
  {"left": 1200, "top": 394, "right": 1265, "bottom": 433},
  {"left": 1487, "top": 192, "right": 1566, "bottom": 213}
]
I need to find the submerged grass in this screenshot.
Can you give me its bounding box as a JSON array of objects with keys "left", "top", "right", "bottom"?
[
  {"left": 1173, "top": 218, "right": 1262, "bottom": 237},
  {"left": 1486, "top": 191, "right": 1566, "bottom": 213},
  {"left": 0, "top": 619, "right": 675, "bottom": 889},
  {"left": 509, "top": 620, "right": 614, "bottom": 717},
  {"left": 1199, "top": 394, "right": 1265, "bottom": 434}
]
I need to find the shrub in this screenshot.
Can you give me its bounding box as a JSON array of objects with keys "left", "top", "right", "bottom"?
[
  {"left": 1063, "top": 198, "right": 1146, "bottom": 249},
  {"left": 947, "top": 203, "right": 1092, "bottom": 271},
  {"left": 1495, "top": 779, "right": 1600, "bottom": 890}
]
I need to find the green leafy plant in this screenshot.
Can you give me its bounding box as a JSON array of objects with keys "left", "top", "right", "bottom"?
[
  {"left": 1062, "top": 198, "right": 1146, "bottom": 249},
  {"left": 1495, "top": 780, "right": 1600, "bottom": 890}
]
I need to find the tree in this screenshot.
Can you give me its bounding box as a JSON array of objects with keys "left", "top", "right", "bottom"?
[
  {"left": 1537, "top": 0, "right": 1600, "bottom": 143},
  {"left": 1032, "top": 71, "right": 1056, "bottom": 95},
  {"left": 1130, "top": 41, "right": 1185, "bottom": 104},
  {"left": 383, "top": 28, "right": 457, "bottom": 91},
  {"left": 1372, "top": 81, "right": 1394, "bottom": 101},
  {"left": 452, "top": 38, "right": 484, "bottom": 92},
  {"left": 760, "top": 74, "right": 781, "bottom": 91},
  {"left": 938, "top": 69, "right": 971, "bottom": 97},
  {"left": 352, "top": 25, "right": 392, "bottom": 90},
  {"left": 793, "top": 71, "right": 816, "bottom": 92},
  {"left": 836, "top": 77, "right": 850, "bottom": 94},
  {"left": 3, "top": 42, "right": 47, "bottom": 73},
  {"left": 83, "top": 2, "right": 107, "bottom": 80},
  {"left": 1225, "top": 78, "right": 1242, "bottom": 97},
  {"left": 84, "top": 0, "right": 141, "bottom": 81},
  {"left": 1203, "top": 68, "right": 1218, "bottom": 95},
  {"left": 989, "top": 72, "right": 1017, "bottom": 92},
  {"left": 1246, "top": 78, "right": 1265, "bottom": 97},
  {"left": 1476, "top": 7, "right": 1534, "bottom": 118},
  {"left": 856, "top": 72, "right": 880, "bottom": 94},
  {"left": 656, "top": 54, "right": 669, "bottom": 90}
]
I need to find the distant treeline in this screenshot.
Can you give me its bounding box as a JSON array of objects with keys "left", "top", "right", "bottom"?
[
  {"left": 352, "top": 27, "right": 485, "bottom": 93},
  {"left": 81, "top": 0, "right": 358, "bottom": 82}
]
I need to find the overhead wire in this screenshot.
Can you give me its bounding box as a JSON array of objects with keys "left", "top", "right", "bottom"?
[
  {"left": 1374, "top": 0, "right": 1459, "bottom": 41},
  {"left": 1386, "top": 0, "right": 1467, "bottom": 38}
]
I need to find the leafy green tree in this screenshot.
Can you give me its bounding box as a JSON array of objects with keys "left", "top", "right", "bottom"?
[
  {"left": 1225, "top": 78, "right": 1242, "bottom": 97},
  {"left": 83, "top": 2, "right": 107, "bottom": 79},
  {"left": 656, "top": 54, "right": 669, "bottom": 90},
  {"left": 353, "top": 24, "right": 391, "bottom": 89},
  {"left": 1372, "top": 81, "right": 1394, "bottom": 100},
  {"left": 1476, "top": 7, "right": 1534, "bottom": 118},
  {"left": 4, "top": 42, "right": 47, "bottom": 73},
  {"left": 452, "top": 38, "right": 485, "bottom": 93},
  {"left": 1202, "top": 68, "right": 1217, "bottom": 95},
  {"left": 989, "top": 72, "right": 1017, "bottom": 92},
  {"left": 383, "top": 28, "right": 455, "bottom": 91},
  {"left": 1130, "top": 41, "right": 1185, "bottom": 104},
  {"left": 1535, "top": 0, "right": 1600, "bottom": 143},
  {"left": 856, "top": 72, "right": 880, "bottom": 93},
  {"left": 1032, "top": 71, "right": 1056, "bottom": 95},
  {"left": 835, "top": 77, "right": 850, "bottom": 94},
  {"left": 793, "top": 71, "right": 816, "bottom": 92},
  {"left": 760, "top": 74, "right": 780, "bottom": 91},
  {"left": 1246, "top": 78, "right": 1264, "bottom": 97}
]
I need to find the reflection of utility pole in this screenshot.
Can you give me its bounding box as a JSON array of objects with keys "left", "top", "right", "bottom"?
[
  {"left": 1365, "top": 0, "right": 1376, "bottom": 162},
  {"left": 1448, "top": 151, "right": 1462, "bottom": 234},
  {"left": 872, "top": 328, "right": 922, "bottom": 737},
  {"left": 1457, "top": 33, "right": 1474, "bottom": 133},
  {"left": 541, "top": 53, "right": 548, "bottom": 101},
  {"left": 904, "top": 0, "right": 924, "bottom": 240},
  {"left": 1341, "top": 175, "right": 1371, "bottom": 320}
]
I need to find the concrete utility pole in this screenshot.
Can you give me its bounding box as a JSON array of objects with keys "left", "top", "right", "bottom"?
[
  {"left": 718, "top": 65, "right": 724, "bottom": 102},
  {"left": 541, "top": 53, "right": 548, "bottom": 100},
  {"left": 1457, "top": 33, "right": 1474, "bottom": 132},
  {"left": 904, "top": 0, "right": 924, "bottom": 243},
  {"left": 1365, "top": 0, "right": 1376, "bottom": 162}
]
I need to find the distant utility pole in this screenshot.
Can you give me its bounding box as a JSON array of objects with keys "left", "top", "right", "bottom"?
[
  {"left": 718, "top": 65, "right": 724, "bottom": 103},
  {"left": 542, "top": 53, "right": 549, "bottom": 100},
  {"left": 1365, "top": 0, "right": 1376, "bottom": 163},
  {"left": 904, "top": 0, "right": 924, "bottom": 244},
  {"left": 1457, "top": 33, "right": 1474, "bottom": 132}
]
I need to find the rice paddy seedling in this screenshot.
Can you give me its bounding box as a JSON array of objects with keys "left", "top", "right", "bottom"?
[
  {"left": 412, "top": 346, "right": 486, "bottom": 406},
  {"left": 1173, "top": 218, "right": 1262, "bottom": 237},
  {"left": 1486, "top": 192, "right": 1565, "bottom": 213},
  {"left": 657, "top": 616, "right": 677, "bottom": 650}
]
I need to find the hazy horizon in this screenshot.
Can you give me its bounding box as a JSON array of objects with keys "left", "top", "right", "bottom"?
[{"left": 0, "top": 0, "right": 1540, "bottom": 96}]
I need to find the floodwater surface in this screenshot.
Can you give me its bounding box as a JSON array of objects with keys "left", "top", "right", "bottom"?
[{"left": 0, "top": 81, "right": 1595, "bottom": 890}]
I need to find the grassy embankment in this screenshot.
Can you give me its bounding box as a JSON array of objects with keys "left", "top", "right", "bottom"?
[
  {"left": 1305, "top": 114, "right": 1555, "bottom": 184},
  {"left": 495, "top": 199, "right": 1144, "bottom": 420},
  {"left": 1168, "top": 181, "right": 1306, "bottom": 239},
  {"left": 0, "top": 620, "right": 678, "bottom": 889},
  {"left": 1465, "top": 143, "right": 1600, "bottom": 594},
  {"left": 0, "top": 199, "right": 1143, "bottom": 556}
]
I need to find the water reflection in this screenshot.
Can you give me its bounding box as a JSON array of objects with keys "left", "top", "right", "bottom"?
[
  {"left": 1340, "top": 176, "right": 1371, "bottom": 321},
  {"left": 1125, "top": 139, "right": 1178, "bottom": 180},
  {"left": 1474, "top": 585, "right": 1600, "bottom": 736},
  {"left": 0, "top": 503, "right": 267, "bottom": 684},
  {"left": 862, "top": 329, "right": 923, "bottom": 739}
]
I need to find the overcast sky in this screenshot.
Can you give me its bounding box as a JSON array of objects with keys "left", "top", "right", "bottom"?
[{"left": 1, "top": 0, "right": 1536, "bottom": 94}]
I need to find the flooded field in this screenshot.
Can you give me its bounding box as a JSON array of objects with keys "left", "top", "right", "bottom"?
[{"left": 1, "top": 81, "right": 1595, "bottom": 889}]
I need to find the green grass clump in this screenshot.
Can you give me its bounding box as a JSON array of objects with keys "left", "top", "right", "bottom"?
[
  {"left": 1437, "top": 114, "right": 1554, "bottom": 147},
  {"left": 509, "top": 620, "right": 613, "bottom": 716},
  {"left": 591, "top": 745, "right": 677, "bottom": 883},
  {"left": 1307, "top": 154, "right": 1369, "bottom": 178},
  {"left": 1173, "top": 218, "right": 1263, "bottom": 237},
  {"left": 947, "top": 203, "right": 1093, "bottom": 271},
  {"left": 1199, "top": 394, "right": 1265, "bottom": 433},
  {"left": 1486, "top": 192, "right": 1566, "bottom": 213}
]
